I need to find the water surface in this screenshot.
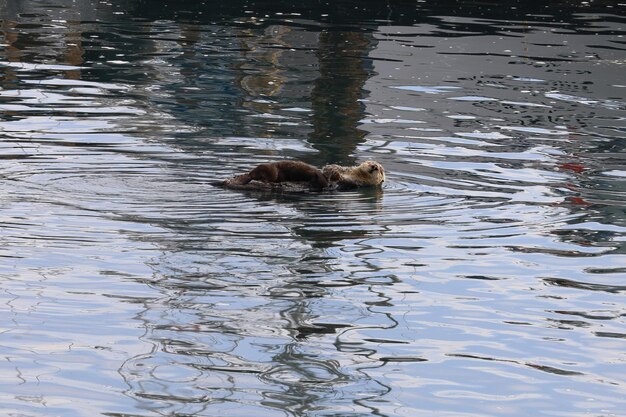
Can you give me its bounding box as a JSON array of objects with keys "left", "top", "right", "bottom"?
[{"left": 1, "top": 1, "right": 625, "bottom": 416}]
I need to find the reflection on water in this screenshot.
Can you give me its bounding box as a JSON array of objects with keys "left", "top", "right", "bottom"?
[{"left": 1, "top": 1, "right": 625, "bottom": 416}]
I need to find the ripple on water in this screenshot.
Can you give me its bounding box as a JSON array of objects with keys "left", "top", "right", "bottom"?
[{"left": 1, "top": 2, "right": 626, "bottom": 417}]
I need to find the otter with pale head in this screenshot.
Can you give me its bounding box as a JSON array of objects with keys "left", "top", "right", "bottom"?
[
  {"left": 322, "top": 160, "right": 385, "bottom": 190},
  {"left": 213, "top": 160, "right": 385, "bottom": 192}
]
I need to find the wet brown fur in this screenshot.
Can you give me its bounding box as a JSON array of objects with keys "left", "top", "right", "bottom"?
[{"left": 241, "top": 160, "right": 329, "bottom": 189}]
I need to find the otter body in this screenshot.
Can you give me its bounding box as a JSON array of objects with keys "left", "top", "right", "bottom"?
[
  {"left": 322, "top": 160, "right": 385, "bottom": 190},
  {"left": 213, "top": 160, "right": 385, "bottom": 193},
  {"left": 241, "top": 160, "right": 329, "bottom": 190}
]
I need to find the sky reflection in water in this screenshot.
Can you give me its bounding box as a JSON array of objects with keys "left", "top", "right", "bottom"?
[{"left": 0, "top": 1, "right": 625, "bottom": 416}]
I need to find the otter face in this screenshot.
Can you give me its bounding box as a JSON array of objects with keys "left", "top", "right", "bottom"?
[{"left": 359, "top": 161, "right": 385, "bottom": 185}]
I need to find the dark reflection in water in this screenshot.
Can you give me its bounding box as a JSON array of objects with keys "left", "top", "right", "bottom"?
[{"left": 1, "top": 1, "right": 625, "bottom": 416}]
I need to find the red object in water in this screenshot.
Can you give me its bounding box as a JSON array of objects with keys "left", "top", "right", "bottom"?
[
  {"left": 559, "top": 162, "right": 587, "bottom": 173},
  {"left": 566, "top": 196, "right": 592, "bottom": 206}
]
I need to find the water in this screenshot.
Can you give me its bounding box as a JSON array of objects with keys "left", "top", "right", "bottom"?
[{"left": 1, "top": 1, "right": 625, "bottom": 416}]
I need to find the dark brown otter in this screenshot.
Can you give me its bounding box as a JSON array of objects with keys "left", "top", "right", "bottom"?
[{"left": 240, "top": 160, "right": 329, "bottom": 190}]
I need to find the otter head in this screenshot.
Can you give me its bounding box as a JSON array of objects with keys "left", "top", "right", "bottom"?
[{"left": 358, "top": 160, "right": 385, "bottom": 185}]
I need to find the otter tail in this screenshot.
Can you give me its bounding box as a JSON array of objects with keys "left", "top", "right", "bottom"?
[
  {"left": 209, "top": 180, "right": 226, "bottom": 187},
  {"left": 211, "top": 173, "right": 253, "bottom": 187}
]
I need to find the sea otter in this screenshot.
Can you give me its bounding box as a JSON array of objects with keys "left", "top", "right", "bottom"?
[
  {"left": 213, "top": 160, "right": 385, "bottom": 193},
  {"left": 322, "top": 160, "right": 385, "bottom": 190},
  {"left": 239, "top": 160, "right": 329, "bottom": 190}
]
